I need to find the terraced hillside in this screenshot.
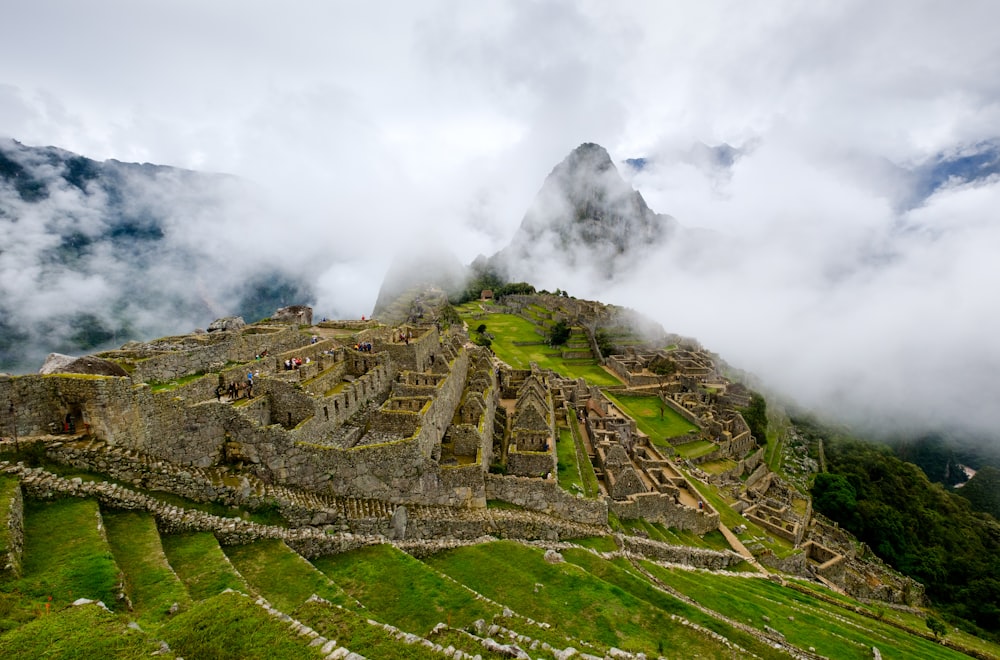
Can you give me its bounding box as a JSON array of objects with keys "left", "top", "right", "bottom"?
[{"left": 0, "top": 463, "right": 993, "bottom": 659}]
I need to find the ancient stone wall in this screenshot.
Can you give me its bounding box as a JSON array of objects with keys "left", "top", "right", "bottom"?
[
  {"left": 439, "top": 462, "right": 487, "bottom": 508},
  {"left": 0, "top": 374, "right": 146, "bottom": 443},
  {"left": 507, "top": 450, "right": 555, "bottom": 478},
  {"left": 610, "top": 492, "right": 719, "bottom": 535},
  {"left": 266, "top": 379, "right": 316, "bottom": 429},
  {"left": 484, "top": 474, "right": 607, "bottom": 525},
  {"left": 620, "top": 536, "right": 742, "bottom": 570},
  {"left": 128, "top": 325, "right": 307, "bottom": 383}
]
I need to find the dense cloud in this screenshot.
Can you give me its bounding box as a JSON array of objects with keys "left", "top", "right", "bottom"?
[{"left": 1, "top": 1, "right": 999, "bottom": 435}]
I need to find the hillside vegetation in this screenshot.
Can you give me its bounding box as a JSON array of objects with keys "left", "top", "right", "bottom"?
[{"left": 804, "top": 418, "right": 1000, "bottom": 640}]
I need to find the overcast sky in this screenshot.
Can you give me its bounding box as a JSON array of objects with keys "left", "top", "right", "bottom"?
[{"left": 3, "top": 0, "right": 999, "bottom": 435}]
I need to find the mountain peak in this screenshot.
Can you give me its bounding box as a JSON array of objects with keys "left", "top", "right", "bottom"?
[{"left": 491, "top": 142, "right": 677, "bottom": 280}]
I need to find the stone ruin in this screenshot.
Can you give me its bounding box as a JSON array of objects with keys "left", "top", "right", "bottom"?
[{"left": 0, "top": 307, "right": 606, "bottom": 540}]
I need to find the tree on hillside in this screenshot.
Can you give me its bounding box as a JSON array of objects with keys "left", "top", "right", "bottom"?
[
  {"left": 955, "top": 466, "right": 1000, "bottom": 520},
  {"left": 927, "top": 614, "right": 948, "bottom": 639},
  {"left": 808, "top": 430, "right": 1000, "bottom": 638},
  {"left": 741, "top": 392, "right": 768, "bottom": 444},
  {"left": 549, "top": 320, "right": 571, "bottom": 346},
  {"left": 811, "top": 473, "right": 859, "bottom": 526},
  {"left": 648, "top": 355, "right": 676, "bottom": 376}
]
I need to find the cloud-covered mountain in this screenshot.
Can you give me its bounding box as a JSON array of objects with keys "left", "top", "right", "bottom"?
[
  {"left": 491, "top": 143, "right": 678, "bottom": 281},
  {"left": 0, "top": 139, "right": 313, "bottom": 373}
]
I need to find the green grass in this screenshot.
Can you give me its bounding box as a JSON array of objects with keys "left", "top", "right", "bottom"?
[
  {"left": 567, "top": 413, "right": 601, "bottom": 498},
  {"left": 572, "top": 536, "right": 619, "bottom": 552},
  {"left": 556, "top": 428, "right": 584, "bottom": 495},
  {"left": 102, "top": 510, "right": 192, "bottom": 624},
  {"left": 149, "top": 371, "right": 208, "bottom": 392},
  {"left": 223, "top": 539, "right": 351, "bottom": 613},
  {"left": 0, "top": 601, "right": 171, "bottom": 659},
  {"left": 312, "top": 544, "right": 499, "bottom": 635},
  {"left": 454, "top": 309, "right": 621, "bottom": 386},
  {"left": 159, "top": 590, "right": 326, "bottom": 659},
  {"left": 674, "top": 439, "right": 718, "bottom": 459},
  {"left": 160, "top": 531, "right": 251, "bottom": 601},
  {"left": 700, "top": 458, "right": 738, "bottom": 474},
  {"left": 602, "top": 393, "right": 698, "bottom": 448},
  {"left": 0, "top": 498, "right": 120, "bottom": 627},
  {"left": 647, "top": 564, "right": 972, "bottom": 660},
  {"left": 294, "top": 598, "right": 445, "bottom": 659},
  {"left": 560, "top": 549, "right": 785, "bottom": 658},
  {"left": 424, "top": 540, "right": 757, "bottom": 657}
]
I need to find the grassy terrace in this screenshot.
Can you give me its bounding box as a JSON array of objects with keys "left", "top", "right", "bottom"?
[
  {"left": 602, "top": 392, "right": 698, "bottom": 448},
  {"left": 103, "top": 511, "right": 192, "bottom": 625},
  {"left": 424, "top": 540, "right": 783, "bottom": 658},
  {"left": 649, "top": 565, "right": 972, "bottom": 660},
  {"left": 313, "top": 544, "right": 499, "bottom": 635},
  {"left": 223, "top": 539, "right": 351, "bottom": 613},
  {"left": 160, "top": 531, "right": 251, "bottom": 601},
  {"left": 0, "top": 602, "right": 168, "bottom": 658},
  {"left": 556, "top": 427, "right": 585, "bottom": 494},
  {"left": 0, "top": 499, "right": 120, "bottom": 624},
  {"left": 294, "top": 599, "right": 445, "bottom": 660},
  {"left": 160, "top": 591, "right": 326, "bottom": 659},
  {"left": 674, "top": 438, "right": 718, "bottom": 459},
  {"left": 455, "top": 304, "right": 621, "bottom": 386}
]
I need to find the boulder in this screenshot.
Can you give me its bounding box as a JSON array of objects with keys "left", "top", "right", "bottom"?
[
  {"left": 274, "top": 305, "right": 313, "bottom": 326},
  {"left": 207, "top": 316, "right": 246, "bottom": 333},
  {"left": 39, "top": 353, "right": 130, "bottom": 377}
]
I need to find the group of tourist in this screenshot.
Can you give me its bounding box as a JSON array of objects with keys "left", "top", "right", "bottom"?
[
  {"left": 284, "top": 357, "right": 309, "bottom": 370},
  {"left": 394, "top": 330, "right": 413, "bottom": 345},
  {"left": 355, "top": 341, "right": 374, "bottom": 352},
  {"left": 214, "top": 370, "right": 259, "bottom": 402}
]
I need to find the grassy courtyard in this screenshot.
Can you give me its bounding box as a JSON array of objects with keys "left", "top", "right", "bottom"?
[
  {"left": 455, "top": 305, "right": 621, "bottom": 386},
  {"left": 602, "top": 392, "right": 698, "bottom": 447}
]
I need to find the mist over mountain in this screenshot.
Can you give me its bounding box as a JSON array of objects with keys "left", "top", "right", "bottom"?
[
  {"left": 490, "top": 142, "right": 678, "bottom": 281},
  {"left": 0, "top": 139, "right": 314, "bottom": 373}
]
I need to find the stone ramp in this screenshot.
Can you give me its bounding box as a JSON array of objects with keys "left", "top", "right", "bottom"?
[{"left": 717, "top": 523, "right": 768, "bottom": 574}]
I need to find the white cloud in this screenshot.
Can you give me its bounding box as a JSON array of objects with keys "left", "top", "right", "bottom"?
[{"left": 1, "top": 0, "right": 999, "bottom": 434}]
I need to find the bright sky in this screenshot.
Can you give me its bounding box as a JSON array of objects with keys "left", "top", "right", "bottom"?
[{"left": 2, "top": 0, "right": 999, "bottom": 435}]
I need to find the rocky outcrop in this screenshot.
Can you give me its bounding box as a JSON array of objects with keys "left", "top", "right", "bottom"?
[
  {"left": 207, "top": 316, "right": 246, "bottom": 333},
  {"left": 38, "top": 353, "right": 130, "bottom": 377}
]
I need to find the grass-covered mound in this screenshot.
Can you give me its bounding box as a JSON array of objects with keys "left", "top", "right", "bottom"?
[
  {"left": 159, "top": 590, "right": 326, "bottom": 659},
  {"left": 294, "top": 597, "right": 444, "bottom": 659},
  {"left": 423, "top": 539, "right": 757, "bottom": 657},
  {"left": 223, "top": 539, "right": 351, "bottom": 612},
  {"left": 103, "top": 510, "right": 191, "bottom": 624},
  {"left": 160, "top": 531, "right": 251, "bottom": 601},
  {"left": 0, "top": 601, "right": 171, "bottom": 659},
  {"left": 312, "top": 543, "right": 499, "bottom": 634},
  {"left": 0, "top": 498, "right": 120, "bottom": 630}
]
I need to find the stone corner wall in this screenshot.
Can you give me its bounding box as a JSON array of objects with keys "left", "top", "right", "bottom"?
[
  {"left": 484, "top": 473, "right": 608, "bottom": 526},
  {"left": 610, "top": 492, "right": 719, "bottom": 535}
]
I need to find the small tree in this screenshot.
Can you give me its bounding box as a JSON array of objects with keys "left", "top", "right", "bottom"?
[
  {"left": 926, "top": 614, "right": 947, "bottom": 639},
  {"left": 549, "top": 320, "right": 571, "bottom": 346},
  {"left": 476, "top": 323, "right": 487, "bottom": 334}
]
